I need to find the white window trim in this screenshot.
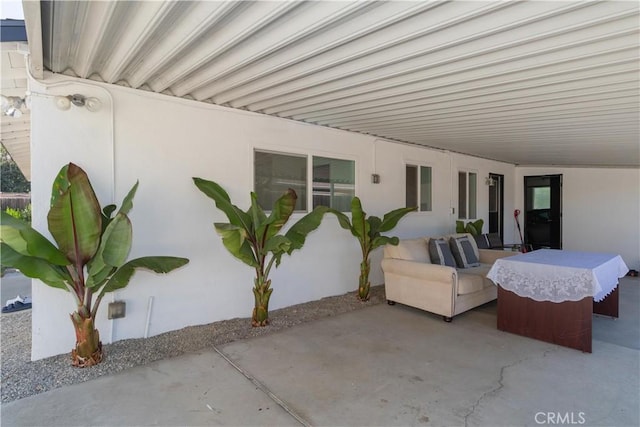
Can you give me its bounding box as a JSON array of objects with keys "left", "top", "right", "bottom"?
[
  {"left": 404, "top": 160, "right": 434, "bottom": 214},
  {"left": 252, "top": 146, "right": 358, "bottom": 213},
  {"left": 458, "top": 169, "right": 478, "bottom": 220}
]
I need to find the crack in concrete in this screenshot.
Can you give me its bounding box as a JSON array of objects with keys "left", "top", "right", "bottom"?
[
  {"left": 463, "top": 350, "right": 555, "bottom": 427},
  {"left": 211, "top": 345, "right": 312, "bottom": 427}
]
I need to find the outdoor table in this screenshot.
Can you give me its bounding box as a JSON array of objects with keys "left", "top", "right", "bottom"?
[{"left": 487, "top": 249, "right": 629, "bottom": 352}]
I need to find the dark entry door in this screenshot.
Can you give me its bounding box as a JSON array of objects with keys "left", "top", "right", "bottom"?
[
  {"left": 524, "top": 175, "right": 562, "bottom": 249},
  {"left": 488, "top": 173, "right": 504, "bottom": 241}
]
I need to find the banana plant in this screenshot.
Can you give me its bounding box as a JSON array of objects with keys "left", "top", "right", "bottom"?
[
  {"left": 0, "top": 163, "right": 189, "bottom": 367},
  {"left": 329, "top": 198, "right": 416, "bottom": 301},
  {"left": 193, "top": 178, "right": 329, "bottom": 326},
  {"left": 456, "top": 219, "right": 484, "bottom": 235}
]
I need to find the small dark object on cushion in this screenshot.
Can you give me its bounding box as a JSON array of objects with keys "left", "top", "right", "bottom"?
[{"left": 627, "top": 269, "right": 638, "bottom": 277}]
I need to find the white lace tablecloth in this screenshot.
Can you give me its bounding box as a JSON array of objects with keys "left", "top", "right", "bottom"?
[{"left": 487, "top": 249, "right": 629, "bottom": 303}]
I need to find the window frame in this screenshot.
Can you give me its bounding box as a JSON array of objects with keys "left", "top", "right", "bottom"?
[
  {"left": 253, "top": 148, "right": 357, "bottom": 213},
  {"left": 254, "top": 149, "right": 308, "bottom": 212},
  {"left": 405, "top": 162, "right": 433, "bottom": 212},
  {"left": 458, "top": 170, "right": 478, "bottom": 220},
  {"left": 311, "top": 155, "right": 356, "bottom": 212}
]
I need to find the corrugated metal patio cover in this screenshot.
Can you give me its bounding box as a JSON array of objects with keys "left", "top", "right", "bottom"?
[{"left": 40, "top": 1, "right": 640, "bottom": 166}]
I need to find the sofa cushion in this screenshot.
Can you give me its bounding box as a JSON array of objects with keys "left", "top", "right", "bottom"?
[
  {"left": 446, "top": 233, "right": 480, "bottom": 259},
  {"left": 457, "top": 264, "right": 494, "bottom": 295},
  {"left": 458, "top": 264, "right": 496, "bottom": 295},
  {"left": 429, "top": 238, "right": 456, "bottom": 267},
  {"left": 457, "top": 272, "right": 485, "bottom": 295},
  {"left": 384, "top": 238, "right": 430, "bottom": 263},
  {"left": 449, "top": 235, "right": 481, "bottom": 268},
  {"left": 474, "top": 234, "right": 490, "bottom": 249}
]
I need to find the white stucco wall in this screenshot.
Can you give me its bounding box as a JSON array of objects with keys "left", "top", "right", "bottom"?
[
  {"left": 515, "top": 167, "right": 640, "bottom": 269},
  {"left": 27, "top": 76, "right": 517, "bottom": 360},
  {"left": 28, "top": 75, "right": 639, "bottom": 361}
]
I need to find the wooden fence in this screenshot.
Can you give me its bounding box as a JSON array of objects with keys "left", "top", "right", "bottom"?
[{"left": 0, "top": 193, "right": 31, "bottom": 211}]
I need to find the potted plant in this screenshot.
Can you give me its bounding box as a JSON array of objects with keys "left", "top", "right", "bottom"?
[
  {"left": 329, "top": 198, "right": 416, "bottom": 301},
  {"left": 193, "top": 178, "right": 329, "bottom": 326},
  {"left": 456, "top": 219, "right": 484, "bottom": 235},
  {"left": 0, "top": 163, "right": 189, "bottom": 367}
]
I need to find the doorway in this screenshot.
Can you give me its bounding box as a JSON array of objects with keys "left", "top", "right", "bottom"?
[
  {"left": 488, "top": 173, "right": 504, "bottom": 241},
  {"left": 524, "top": 175, "right": 562, "bottom": 249}
]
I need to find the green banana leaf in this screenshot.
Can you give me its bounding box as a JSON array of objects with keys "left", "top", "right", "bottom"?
[
  {"left": 101, "top": 256, "right": 190, "bottom": 295},
  {"left": 0, "top": 243, "right": 71, "bottom": 290},
  {"left": 328, "top": 209, "right": 352, "bottom": 233},
  {"left": 214, "top": 222, "right": 259, "bottom": 267},
  {"left": 92, "top": 182, "right": 138, "bottom": 279},
  {"left": 370, "top": 235, "right": 400, "bottom": 251},
  {"left": 264, "top": 235, "right": 292, "bottom": 258},
  {"left": 367, "top": 215, "right": 382, "bottom": 234},
  {"left": 193, "top": 178, "right": 253, "bottom": 231},
  {"left": 117, "top": 181, "right": 139, "bottom": 216},
  {"left": 327, "top": 197, "right": 415, "bottom": 299},
  {"left": 456, "top": 219, "right": 484, "bottom": 236},
  {"left": 3, "top": 162, "right": 189, "bottom": 365},
  {"left": 47, "top": 163, "right": 102, "bottom": 266},
  {"left": 468, "top": 219, "right": 484, "bottom": 235},
  {"left": 0, "top": 211, "right": 69, "bottom": 265},
  {"left": 247, "top": 192, "right": 267, "bottom": 234},
  {"left": 256, "top": 189, "right": 296, "bottom": 243},
  {"left": 99, "top": 213, "right": 133, "bottom": 267},
  {"left": 86, "top": 212, "right": 133, "bottom": 288},
  {"left": 349, "top": 197, "right": 371, "bottom": 242},
  {"left": 284, "top": 206, "right": 329, "bottom": 254},
  {"left": 379, "top": 206, "right": 418, "bottom": 233},
  {"left": 329, "top": 197, "right": 416, "bottom": 253},
  {"left": 194, "top": 177, "right": 330, "bottom": 274}
]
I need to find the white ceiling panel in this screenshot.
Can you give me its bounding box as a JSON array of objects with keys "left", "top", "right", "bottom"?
[
  {"left": 1, "top": 42, "right": 30, "bottom": 180},
  {"left": 35, "top": 0, "right": 640, "bottom": 167}
]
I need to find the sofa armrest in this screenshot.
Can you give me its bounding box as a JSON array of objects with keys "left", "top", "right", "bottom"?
[
  {"left": 478, "top": 249, "right": 517, "bottom": 264},
  {"left": 381, "top": 258, "right": 456, "bottom": 283}
]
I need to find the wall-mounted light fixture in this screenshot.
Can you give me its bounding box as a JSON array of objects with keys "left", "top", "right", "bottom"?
[
  {"left": 1, "top": 95, "right": 26, "bottom": 118},
  {"left": 54, "top": 94, "right": 102, "bottom": 112}
]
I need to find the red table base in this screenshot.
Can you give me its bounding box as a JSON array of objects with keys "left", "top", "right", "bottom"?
[
  {"left": 497, "top": 286, "right": 619, "bottom": 353},
  {"left": 593, "top": 286, "right": 619, "bottom": 318}
]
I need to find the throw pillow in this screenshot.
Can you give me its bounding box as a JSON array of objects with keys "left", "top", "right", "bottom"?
[
  {"left": 428, "top": 238, "right": 456, "bottom": 267},
  {"left": 474, "top": 233, "right": 490, "bottom": 249},
  {"left": 450, "top": 235, "right": 481, "bottom": 268}
]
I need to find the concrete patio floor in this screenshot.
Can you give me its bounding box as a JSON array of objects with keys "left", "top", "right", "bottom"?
[{"left": 2, "top": 278, "right": 638, "bottom": 427}]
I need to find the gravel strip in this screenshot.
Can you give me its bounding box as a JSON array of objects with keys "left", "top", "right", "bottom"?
[{"left": 1, "top": 285, "right": 385, "bottom": 403}]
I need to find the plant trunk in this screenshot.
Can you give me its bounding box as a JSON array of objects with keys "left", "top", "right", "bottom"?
[
  {"left": 70, "top": 310, "right": 102, "bottom": 367},
  {"left": 358, "top": 259, "right": 371, "bottom": 301},
  {"left": 252, "top": 277, "right": 273, "bottom": 327}
]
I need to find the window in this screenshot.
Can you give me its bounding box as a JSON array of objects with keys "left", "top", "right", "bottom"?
[
  {"left": 405, "top": 165, "right": 432, "bottom": 211},
  {"left": 254, "top": 150, "right": 355, "bottom": 212},
  {"left": 532, "top": 187, "right": 551, "bottom": 209},
  {"left": 458, "top": 171, "right": 477, "bottom": 219},
  {"left": 254, "top": 151, "right": 307, "bottom": 211},
  {"left": 312, "top": 156, "right": 355, "bottom": 212}
]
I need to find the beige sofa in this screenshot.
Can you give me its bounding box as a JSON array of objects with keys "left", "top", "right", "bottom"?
[{"left": 381, "top": 233, "right": 515, "bottom": 321}]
